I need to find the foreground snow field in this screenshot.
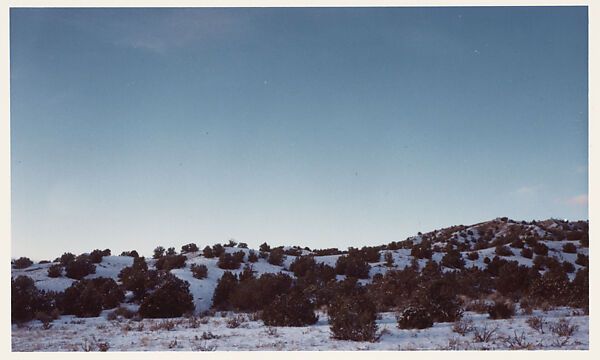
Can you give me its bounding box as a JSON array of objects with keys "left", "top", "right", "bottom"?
[{"left": 12, "top": 308, "right": 587, "bottom": 351}]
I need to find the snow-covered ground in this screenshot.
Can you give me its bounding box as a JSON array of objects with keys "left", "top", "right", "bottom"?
[{"left": 11, "top": 308, "right": 588, "bottom": 351}]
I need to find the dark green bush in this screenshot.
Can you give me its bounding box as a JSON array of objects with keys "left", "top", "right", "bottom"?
[
  {"left": 259, "top": 242, "right": 271, "bottom": 252},
  {"left": 120, "top": 250, "right": 139, "bottom": 258},
  {"left": 155, "top": 254, "right": 187, "bottom": 271},
  {"left": 138, "top": 273, "right": 194, "bottom": 318},
  {"left": 212, "top": 244, "right": 225, "bottom": 257},
  {"left": 328, "top": 290, "right": 378, "bottom": 342},
  {"left": 12, "top": 276, "right": 55, "bottom": 323},
  {"left": 58, "top": 252, "right": 76, "bottom": 266},
  {"left": 118, "top": 257, "right": 159, "bottom": 301},
  {"left": 190, "top": 264, "right": 208, "bottom": 279},
  {"left": 89, "top": 249, "right": 104, "bottom": 264},
  {"left": 248, "top": 250, "right": 258, "bottom": 263},
  {"left": 181, "top": 243, "right": 199, "bottom": 253},
  {"left": 495, "top": 245, "right": 513, "bottom": 257},
  {"left": 441, "top": 249, "right": 465, "bottom": 269},
  {"left": 47, "top": 264, "right": 63, "bottom": 278},
  {"left": 13, "top": 257, "right": 33, "bottom": 269},
  {"left": 153, "top": 246, "right": 165, "bottom": 259},
  {"left": 217, "top": 252, "right": 242, "bottom": 270},
  {"left": 467, "top": 251, "right": 479, "bottom": 260},
  {"left": 203, "top": 246, "right": 214, "bottom": 258},
  {"left": 562, "top": 242, "right": 577, "bottom": 253},
  {"left": 58, "top": 278, "right": 124, "bottom": 317},
  {"left": 533, "top": 242, "right": 549, "bottom": 256},
  {"left": 575, "top": 253, "right": 588, "bottom": 267},
  {"left": 268, "top": 248, "right": 285, "bottom": 266},
  {"left": 212, "top": 271, "right": 238, "bottom": 310},
  {"left": 65, "top": 256, "right": 96, "bottom": 280},
  {"left": 397, "top": 305, "right": 433, "bottom": 329},
  {"left": 262, "top": 291, "right": 318, "bottom": 327},
  {"left": 521, "top": 247, "right": 533, "bottom": 259}
]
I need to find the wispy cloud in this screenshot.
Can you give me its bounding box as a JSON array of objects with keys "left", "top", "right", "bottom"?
[{"left": 565, "top": 194, "right": 588, "bottom": 206}]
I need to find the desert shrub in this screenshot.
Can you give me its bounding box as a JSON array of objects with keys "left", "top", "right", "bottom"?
[
  {"left": 190, "top": 264, "right": 208, "bottom": 279},
  {"left": 38, "top": 260, "right": 50, "bottom": 264},
  {"left": 259, "top": 242, "right": 271, "bottom": 252},
  {"left": 262, "top": 290, "right": 318, "bottom": 327},
  {"left": 452, "top": 318, "right": 475, "bottom": 335},
  {"left": 118, "top": 257, "right": 159, "bottom": 301},
  {"left": 467, "top": 251, "right": 479, "bottom": 260},
  {"left": 166, "top": 247, "right": 177, "bottom": 256},
  {"left": 217, "top": 252, "right": 242, "bottom": 270},
  {"left": 13, "top": 257, "right": 34, "bottom": 269},
  {"left": 65, "top": 256, "right": 96, "bottom": 280},
  {"left": 487, "top": 299, "right": 515, "bottom": 319},
  {"left": 441, "top": 249, "right": 465, "bottom": 269},
  {"left": 212, "top": 271, "right": 238, "bottom": 310},
  {"left": 570, "top": 267, "right": 588, "bottom": 309},
  {"left": 268, "top": 248, "right": 286, "bottom": 266},
  {"left": 229, "top": 272, "right": 293, "bottom": 312},
  {"left": 312, "top": 248, "right": 343, "bottom": 256},
  {"left": 289, "top": 255, "right": 317, "bottom": 278},
  {"left": 533, "top": 242, "right": 549, "bottom": 256},
  {"left": 202, "top": 245, "right": 213, "bottom": 258},
  {"left": 526, "top": 316, "right": 546, "bottom": 334},
  {"left": 562, "top": 242, "right": 577, "bottom": 253},
  {"left": 259, "top": 251, "right": 268, "bottom": 259},
  {"left": 335, "top": 252, "right": 371, "bottom": 279},
  {"left": 58, "top": 252, "right": 76, "bottom": 266},
  {"left": 361, "top": 246, "right": 381, "bottom": 263},
  {"left": 101, "top": 249, "right": 111, "bottom": 256},
  {"left": 155, "top": 254, "right": 187, "bottom": 271},
  {"left": 411, "top": 278, "right": 463, "bottom": 323},
  {"left": 153, "top": 246, "right": 165, "bottom": 259},
  {"left": 328, "top": 289, "right": 378, "bottom": 342},
  {"left": 521, "top": 247, "right": 533, "bottom": 259},
  {"left": 210, "top": 244, "right": 224, "bottom": 257},
  {"left": 138, "top": 273, "right": 194, "bottom": 318},
  {"left": 47, "top": 264, "right": 63, "bottom": 278},
  {"left": 248, "top": 250, "right": 258, "bottom": 263},
  {"left": 58, "top": 278, "right": 124, "bottom": 317},
  {"left": 510, "top": 238, "right": 524, "bottom": 248},
  {"left": 224, "top": 239, "right": 237, "bottom": 248},
  {"left": 483, "top": 257, "right": 491, "bottom": 264},
  {"left": 495, "top": 261, "right": 532, "bottom": 296},
  {"left": 575, "top": 253, "right": 588, "bottom": 267},
  {"left": 410, "top": 243, "right": 433, "bottom": 259},
  {"left": 181, "top": 243, "right": 199, "bottom": 253},
  {"left": 533, "top": 255, "right": 547, "bottom": 270},
  {"left": 12, "top": 276, "right": 55, "bottom": 323},
  {"left": 529, "top": 267, "right": 571, "bottom": 306},
  {"left": 549, "top": 318, "right": 579, "bottom": 337},
  {"left": 397, "top": 305, "right": 433, "bottom": 329},
  {"left": 88, "top": 249, "right": 104, "bottom": 264},
  {"left": 120, "top": 250, "right": 139, "bottom": 258},
  {"left": 495, "top": 245, "right": 513, "bottom": 257},
  {"left": 237, "top": 242, "right": 248, "bottom": 249}
]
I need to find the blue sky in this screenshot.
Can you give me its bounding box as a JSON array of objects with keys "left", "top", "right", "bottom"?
[{"left": 10, "top": 7, "right": 588, "bottom": 259}]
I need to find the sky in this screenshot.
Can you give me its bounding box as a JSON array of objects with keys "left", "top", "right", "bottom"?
[{"left": 10, "top": 7, "right": 588, "bottom": 260}]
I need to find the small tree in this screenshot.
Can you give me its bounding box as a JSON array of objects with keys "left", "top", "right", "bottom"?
[
  {"left": 166, "top": 247, "right": 177, "bottom": 256},
  {"left": 47, "top": 264, "right": 63, "bottom": 278},
  {"left": 203, "top": 246, "right": 214, "bottom": 258},
  {"left": 181, "top": 243, "right": 199, "bottom": 254},
  {"left": 190, "top": 264, "right": 208, "bottom": 279},
  {"left": 521, "top": 247, "right": 533, "bottom": 259},
  {"left": 65, "top": 256, "right": 96, "bottom": 280},
  {"left": 328, "top": 290, "right": 378, "bottom": 342},
  {"left": 138, "top": 273, "right": 195, "bottom": 318},
  {"left": 13, "top": 257, "right": 33, "bottom": 269},
  {"left": 562, "top": 242, "right": 577, "bottom": 254},
  {"left": 268, "top": 248, "right": 285, "bottom": 266},
  {"left": 259, "top": 242, "right": 271, "bottom": 252},
  {"left": 89, "top": 249, "right": 104, "bottom": 264},
  {"left": 262, "top": 290, "right": 318, "bottom": 327},
  {"left": 153, "top": 246, "right": 165, "bottom": 259},
  {"left": 248, "top": 250, "right": 258, "bottom": 263}
]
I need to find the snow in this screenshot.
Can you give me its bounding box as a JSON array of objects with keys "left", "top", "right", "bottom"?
[{"left": 11, "top": 309, "right": 588, "bottom": 351}]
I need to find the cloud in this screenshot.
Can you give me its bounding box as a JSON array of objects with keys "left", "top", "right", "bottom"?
[{"left": 565, "top": 194, "right": 588, "bottom": 206}]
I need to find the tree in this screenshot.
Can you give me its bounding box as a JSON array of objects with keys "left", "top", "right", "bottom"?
[
  {"left": 262, "top": 290, "right": 318, "bottom": 327},
  {"left": 153, "top": 246, "right": 165, "bottom": 259},
  {"left": 212, "top": 272, "right": 238, "bottom": 310},
  {"left": 181, "top": 243, "right": 199, "bottom": 254},
  {"left": 190, "top": 264, "right": 208, "bottom": 279},
  {"left": 328, "top": 289, "right": 378, "bottom": 342},
  {"left": 268, "top": 248, "right": 285, "bottom": 266},
  {"left": 203, "top": 246, "right": 214, "bottom": 258},
  {"left": 89, "top": 249, "right": 104, "bottom": 264},
  {"left": 13, "top": 257, "right": 33, "bottom": 269},
  {"left": 259, "top": 242, "right": 271, "bottom": 252},
  {"left": 138, "top": 273, "right": 195, "bottom": 318},
  {"left": 65, "top": 256, "right": 96, "bottom": 280}
]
